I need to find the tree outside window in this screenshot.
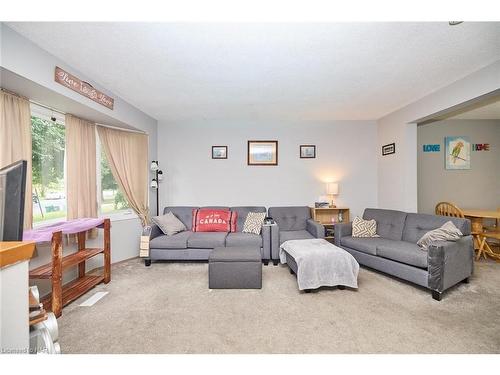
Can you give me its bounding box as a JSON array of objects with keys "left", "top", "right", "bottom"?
[
  {"left": 100, "top": 148, "right": 129, "bottom": 214},
  {"left": 31, "top": 116, "right": 66, "bottom": 223}
]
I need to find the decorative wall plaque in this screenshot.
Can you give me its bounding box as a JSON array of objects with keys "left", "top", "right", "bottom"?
[{"left": 55, "top": 66, "right": 114, "bottom": 109}]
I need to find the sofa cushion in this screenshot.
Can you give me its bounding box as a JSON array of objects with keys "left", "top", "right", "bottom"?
[
  {"left": 192, "top": 208, "right": 236, "bottom": 232},
  {"left": 187, "top": 232, "right": 228, "bottom": 249},
  {"left": 226, "top": 232, "right": 263, "bottom": 248},
  {"left": 363, "top": 208, "right": 407, "bottom": 241},
  {"left": 150, "top": 231, "right": 192, "bottom": 249},
  {"left": 269, "top": 206, "right": 311, "bottom": 231},
  {"left": 377, "top": 241, "right": 428, "bottom": 269},
  {"left": 279, "top": 230, "right": 314, "bottom": 244},
  {"left": 163, "top": 206, "right": 198, "bottom": 230},
  {"left": 417, "top": 221, "right": 463, "bottom": 251},
  {"left": 402, "top": 213, "right": 471, "bottom": 243},
  {"left": 230, "top": 206, "right": 267, "bottom": 232},
  {"left": 340, "top": 236, "right": 400, "bottom": 256},
  {"left": 242, "top": 212, "right": 266, "bottom": 235},
  {"left": 152, "top": 211, "right": 187, "bottom": 236},
  {"left": 352, "top": 216, "right": 378, "bottom": 237}
]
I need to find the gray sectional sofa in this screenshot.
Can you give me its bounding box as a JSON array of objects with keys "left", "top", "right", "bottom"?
[
  {"left": 268, "top": 206, "right": 325, "bottom": 265},
  {"left": 147, "top": 206, "right": 271, "bottom": 265},
  {"left": 334, "top": 208, "right": 474, "bottom": 300}
]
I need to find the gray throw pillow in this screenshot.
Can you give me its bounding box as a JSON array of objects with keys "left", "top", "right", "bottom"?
[
  {"left": 417, "top": 221, "right": 463, "bottom": 251},
  {"left": 152, "top": 211, "right": 187, "bottom": 236}
]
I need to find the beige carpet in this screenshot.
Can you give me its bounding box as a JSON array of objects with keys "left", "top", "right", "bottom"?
[{"left": 58, "top": 258, "right": 500, "bottom": 353}]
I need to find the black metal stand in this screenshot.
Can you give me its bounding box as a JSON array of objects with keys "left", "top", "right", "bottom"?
[
  {"left": 154, "top": 169, "right": 160, "bottom": 216},
  {"left": 151, "top": 161, "right": 163, "bottom": 216}
]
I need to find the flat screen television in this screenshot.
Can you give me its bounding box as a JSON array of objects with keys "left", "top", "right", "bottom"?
[{"left": 0, "top": 160, "right": 27, "bottom": 241}]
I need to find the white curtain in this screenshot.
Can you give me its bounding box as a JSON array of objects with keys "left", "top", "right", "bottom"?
[
  {"left": 0, "top": 90, "right": 33, "bottom": 229},
  {"left": 65, "top": 114, "right": 98, "bottom": 223},
  {"left": 97, "top": 126, "right": 149, "bottom": 226}
]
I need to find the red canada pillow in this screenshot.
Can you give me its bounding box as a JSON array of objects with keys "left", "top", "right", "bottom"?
[{"left": 192, "top": 209, "right": 237, "bottom": 232}]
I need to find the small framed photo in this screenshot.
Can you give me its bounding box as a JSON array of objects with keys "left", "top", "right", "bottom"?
[
  {"left": 247, "top": 140, "right": 278, "bottom": 166},
  {"left": 212, "top": 146, "right": 227, "bottom": 159},
  {"left": 382, "top": 142, "right": 395, "bottom": 156},
  {"left": 300, "top": 145, "right": 316, "bottom": 158}
]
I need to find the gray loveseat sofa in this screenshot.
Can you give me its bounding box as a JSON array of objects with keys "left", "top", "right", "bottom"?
[
  {"left": 334, "top": 208, "right": 474, "bottom": 300},
  {"left": 147, "top": 206, "right": 271, "bottom": 266},
  {"left": 268, "top": 206, "right": 325, "bottom": 265}
]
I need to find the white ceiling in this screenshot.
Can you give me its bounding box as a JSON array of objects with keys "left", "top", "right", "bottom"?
[
  {"left": 6, "top": 22, "right": 500, "bottom": 123},
  {"left": 450, "top": 100, "right": 500, "bottom": 119}
]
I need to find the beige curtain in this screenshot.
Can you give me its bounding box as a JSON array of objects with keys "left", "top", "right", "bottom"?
[
  {"left": 66, "top": 115, "right": 97, "bottom": 224},
  {"left": 0, "top": 90, "right": 33, "bottom": 229},
  {"left": 97, "top": 126, "right": 149, "bottom": 226}
]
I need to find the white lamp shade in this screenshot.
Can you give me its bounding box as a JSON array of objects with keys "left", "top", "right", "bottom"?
[
  {"left": 326, "top": 182, "right": 339, "bottom": 195},
  {"left": 150, "top": 179, "right": 158, "bottom": 189},
  {"left": 150, "top": 161, "right": 159, "bottom": 171}
]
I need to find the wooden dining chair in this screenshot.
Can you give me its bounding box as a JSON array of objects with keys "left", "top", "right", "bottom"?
[
  {"left": 435, "top": 202, "right": 465, "bottom": 218},
  {"left": 476, "top": 231, "right": 500, "bottom": 261},
  {"left": 483, "top": 208, "right": 500, "bottom": 252}
]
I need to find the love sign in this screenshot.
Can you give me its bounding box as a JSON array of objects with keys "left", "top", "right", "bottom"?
[{"left": 423, "top": 144, "right": 440, "bottom": 152}]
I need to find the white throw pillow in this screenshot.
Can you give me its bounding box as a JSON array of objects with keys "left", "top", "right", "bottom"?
[
  {"left": 242, "top": 212, "right": 266, "bottom": 235},
  {"left": 152, "top": 211, "right": 187, "bottom": 236},
  {"left": 417, "top": 221, "right": 463, "bottom": 251},
  {"left": 352, "top": 216, "right": 379, "bottom": 237}
]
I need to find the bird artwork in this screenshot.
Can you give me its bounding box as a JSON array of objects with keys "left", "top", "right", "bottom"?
[
  {"left": 445, "top": 136, "right": 471, "bottom": 170},
  {"left": 451, "top": 141, "right": 464, "bottom": 163}
]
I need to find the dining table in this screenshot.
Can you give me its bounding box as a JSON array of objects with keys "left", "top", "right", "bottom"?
[{"left": 462, "top": 209, "right": 500, "bottom": 260}]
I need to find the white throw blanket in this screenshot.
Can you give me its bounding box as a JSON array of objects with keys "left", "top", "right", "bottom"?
[{"left": 280, "top": 239, "right": 359, "bottom": 290}]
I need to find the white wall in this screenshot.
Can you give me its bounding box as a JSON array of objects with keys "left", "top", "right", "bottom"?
[
  {"left": 158, "top": 120, "right": 378, "bottom": 219},
  {"left": 417, "top": 119, "right": 500, "bottom": 214},
  {"left": 377, "top": 60, "right": 500, "bottom": 213},
  {"left": 0, "top": 25, "right": 159, "bottom": 272}
]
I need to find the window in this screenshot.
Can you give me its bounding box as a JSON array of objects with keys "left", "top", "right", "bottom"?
[
  {"left": 98, "top": 146, "right": 131, "bottom": 216},
  {"left": 31, "top": 110, "right": 67, "bottom": 224},
  {"left": 30, "top": 103, "right": 134, "bottom": 225}
]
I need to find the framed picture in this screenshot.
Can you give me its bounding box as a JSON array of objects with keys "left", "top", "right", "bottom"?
[
  {"left": 382, "top": 142, "right": 395, "bottom": 156},
  {"left": 212, "top": 146, "right": 227, "bottom": 159},
  {"left": 247, "top": 140, "right": 278, "bottom": 166},
  {"left": 445, "top": 136, "right": 470, "bottom": 170},
  {"left": 300, "top": 145, "right": 316, "bottom": 158}
]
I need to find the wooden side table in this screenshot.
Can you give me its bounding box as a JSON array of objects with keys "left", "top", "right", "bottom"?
[
  {"left": 310, "top": 207, "right": 350, "bottom": 243},
  {"left": 29, "top": 219, "right": 111, "bottom": 317}
]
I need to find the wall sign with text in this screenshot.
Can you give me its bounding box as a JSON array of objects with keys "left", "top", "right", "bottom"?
[
  {"left": 472, "top": 143, "right": 490, "bottom": 151},
  {"left": 422, "top": 142, "right": 491, "bottom": 153},
  {"left": 54, "top": 66, "right": 114, "bottom": 110},
  {"left": 423, "top": 144, "right": 440, "bottom": 152}
]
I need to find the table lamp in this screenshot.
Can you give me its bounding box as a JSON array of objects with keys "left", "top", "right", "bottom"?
[{"left": 326, "top": 182, "right": 339, "bottom": 208}]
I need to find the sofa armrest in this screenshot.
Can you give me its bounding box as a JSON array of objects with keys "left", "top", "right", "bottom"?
[
  {"left": 261, "top": 225, "right": 272, "bottom": 260},
  {"left": 306, "top": 219, "right": 325, "bottom": 239},
  {"left": 148, "top": 224, "right": 163, "bottom": 241},
  {"left": 428, "top": 236, "right": 474, "bottom": 292},
  {"left": 270, "top": 223, "right": 280, "bottom": 261},
  {"left": 334, "top": 222, "right": 352, "bottom": 247}
]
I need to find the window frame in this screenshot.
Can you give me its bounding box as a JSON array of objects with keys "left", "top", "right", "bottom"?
[{"left": 30, "top": 103, "right": 138, "bottom": 226}]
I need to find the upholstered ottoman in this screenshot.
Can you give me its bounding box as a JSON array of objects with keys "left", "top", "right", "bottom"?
[{"left": 209, "top": 247, "right": 262, "bottom": 289}]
